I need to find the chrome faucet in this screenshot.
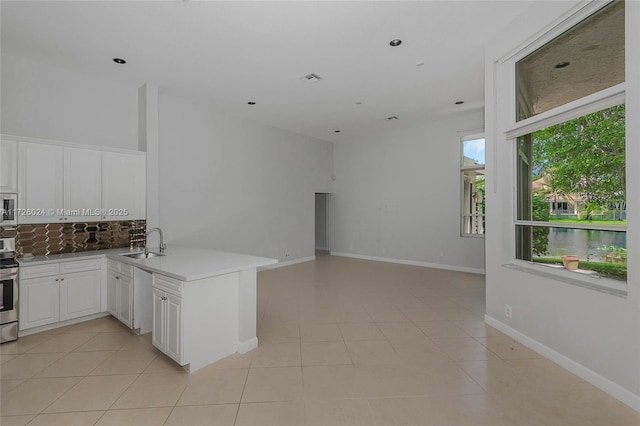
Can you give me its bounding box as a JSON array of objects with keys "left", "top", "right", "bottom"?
[{"left": 145, "top": 227, "right": 166, "bottom": 255}]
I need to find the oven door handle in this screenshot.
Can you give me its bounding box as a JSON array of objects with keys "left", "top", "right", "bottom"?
[{"left": 0, "top": 270, "right": 19, "bottom": 279}]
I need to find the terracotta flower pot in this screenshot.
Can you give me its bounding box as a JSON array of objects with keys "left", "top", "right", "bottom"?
[{"left": 561, "top": 255, "right": 580, "bottom": 270}]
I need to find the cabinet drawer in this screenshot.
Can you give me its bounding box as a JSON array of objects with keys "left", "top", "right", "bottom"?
[
  {"left": 20, "top": 263, "right": 60, "bottom": 279},
  {"left": 108, "top": 259, "right": 133, "bottom": 277},
  {"left": 120, "top": 263, "right": 134, "bottom": 278},
  {"left": 60, "top": 259, "right": 101, "bottom": 274},
  {"left": 107, "top": 259, "right": 119, "bottom": 273},
  {"left": 153, "top": 274, "right": 182, "bottom": 296}
]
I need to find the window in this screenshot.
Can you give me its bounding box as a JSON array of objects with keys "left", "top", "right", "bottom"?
[
  {"left": 461, "top": 134, "right": 485, "bottom": 236},
  {"left": 512, "top": 0, "right": 626, "bottom": 281},
  {"left": 515, "top": 0, "right": 624, "bottom": 121}
]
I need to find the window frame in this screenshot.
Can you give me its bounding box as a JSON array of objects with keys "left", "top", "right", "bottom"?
[
  {"left": 497, "top": 0, "right": 627, "bottom": 290},
  {"left": 460, "top": 132, "right": 486, "bottom": 238}
]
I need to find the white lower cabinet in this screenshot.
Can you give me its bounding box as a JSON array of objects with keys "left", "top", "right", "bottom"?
[
  {"left": 165, "top": 294, "right": 182, "bottom": 362},
  {"left": 59, "top": 269, "right": 101, "bottom": 321},
  {"left": 106, "top": 259, "right": 152, "bottom": 333},
  {"left": 107, "top": 260, "right": 133, "bottom": 329},
  {"left": 152, "top": 275, "right": 183, "bottom": 364},
  {"left": 19, "top": 259, "right": 101, "bottom": 330},
  {"left": 151, "top": 288, "right": 166, "bottom": 351},
  {"left": 151, "top": 271, "right": 240, "bottom": 372},
  {"left": 20, "top": 276, "right": 60, "bottom": 329}
]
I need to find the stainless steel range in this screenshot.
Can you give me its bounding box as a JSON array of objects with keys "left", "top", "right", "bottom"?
[{"left": 0, "top": 238, "right": 19, "bottom": 343}]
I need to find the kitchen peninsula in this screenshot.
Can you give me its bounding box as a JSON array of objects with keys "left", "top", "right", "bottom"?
[{"left": 18, "top": 246, "right": 277, "bottom": 372}]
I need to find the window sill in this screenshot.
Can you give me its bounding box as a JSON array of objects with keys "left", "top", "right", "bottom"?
[
  {"left": 502, "top": 261, "right": 627, "bottom": 297},
  {"left": 461, "top": 233, "right": 485, "bottom": 239}
]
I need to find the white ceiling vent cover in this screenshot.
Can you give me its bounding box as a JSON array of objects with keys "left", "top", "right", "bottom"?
[{"left": 302, "top": 73, "right": 322, "bottom": 83}]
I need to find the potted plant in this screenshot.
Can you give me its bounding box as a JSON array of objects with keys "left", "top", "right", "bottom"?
[
  {"left": 561, "top": 255, "right": 580, "bottom": 270},
  {"left": 600, "top": 245, "right": 627, "bottom": 265}
]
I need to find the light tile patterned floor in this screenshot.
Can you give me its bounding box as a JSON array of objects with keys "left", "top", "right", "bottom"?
[{"left": 1, "top": 253, "right": 638, "bottom": 425}]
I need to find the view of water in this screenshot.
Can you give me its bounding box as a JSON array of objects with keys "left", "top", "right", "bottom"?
[{"left": 544, "top": 228, "right": 626, "bottom": 261}]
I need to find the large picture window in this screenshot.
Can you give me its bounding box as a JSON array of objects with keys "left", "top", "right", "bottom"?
[{"left": 512, "top": 0, "right": 626, "bottom": 281}]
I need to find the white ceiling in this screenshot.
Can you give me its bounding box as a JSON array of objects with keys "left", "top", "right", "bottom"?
[{"left": 1, "top": 1, "right": 535, "bottom": 142}]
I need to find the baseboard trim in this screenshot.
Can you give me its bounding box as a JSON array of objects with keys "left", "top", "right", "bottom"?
[
  {"left": 485, "top": 315, "right": 640, "bottom": 412},
  {"left": 258, "top": 256, "right": 316, "bottom": 270},
  {"left": 237, "top": 337, "right": 258, "bottom": 354},
  {"left": 18, "top": 312, "right": 111, "bottom": 337},
  {"left": 330, "top": 252, "right": 485, "bottom": 275}
]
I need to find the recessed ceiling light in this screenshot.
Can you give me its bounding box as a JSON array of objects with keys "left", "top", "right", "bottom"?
[
  {"left": 389, "top": 39, "right": 402, "bottom": 47},
  {"left": 112, "top": 58, "right": 126, "bottom": 64},
  {"left": 554, "top": 61, "right": 570, "bottom": 69},
  {"left": 247, "top": 101, "right": 256, "bottom": 105},
  {"left": 455, "top": 101, "right": 464, "bottom": 105}
]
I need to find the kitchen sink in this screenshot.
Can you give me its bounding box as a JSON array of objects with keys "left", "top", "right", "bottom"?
[{"left": 122, "top": 252, "right": 165, "bottom": 259}]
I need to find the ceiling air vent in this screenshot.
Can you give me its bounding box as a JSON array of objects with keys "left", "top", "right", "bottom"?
[{"left": 302, "top": 73, "right": 322, "bottom": 83}]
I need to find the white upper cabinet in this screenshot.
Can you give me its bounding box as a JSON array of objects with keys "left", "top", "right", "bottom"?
[
  {"left": 15, "top": 138, "right": 145, "bottom": 224},
  {"left": 19, "top": 143, "right": 102, "bottom": 223},
  {"left": 1, "top": 139, "right": 18, "bottom": 193},
  {"left": 64, "top": 147, "right": 102, "bottom": 222},
  {"left": 102, "top": 152, "right": 145, "bottom": 221},
  {"left": 18, "top": 142, "right": 64, "bottom": 223}
]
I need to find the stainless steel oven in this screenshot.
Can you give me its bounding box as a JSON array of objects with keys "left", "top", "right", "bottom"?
[
  {"left": 1, "top": 193, "right": 17, "bottom": 226},
  {"left": 0, "top": 238, "right": 19, "bottom": 343}
]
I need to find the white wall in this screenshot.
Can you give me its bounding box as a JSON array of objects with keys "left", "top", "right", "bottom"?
[
  {"left": 331, "top": 111, "right": 485, "bottom": 273},
  {"left": 0, "top": 53, "right": 138, "bottom": 150},
  {"left": 158, "top": 94, "right": 333, "bottom": 262},
  {"left": 485, "top": 0, "right": 640, "bottom": 409}
]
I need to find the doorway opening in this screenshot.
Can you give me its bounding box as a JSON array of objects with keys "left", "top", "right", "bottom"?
[{"left": 315, "top": 193, "right": 331, "bottom": 252}]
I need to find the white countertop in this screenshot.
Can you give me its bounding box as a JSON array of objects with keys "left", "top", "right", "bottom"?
[
  {"left": 111, "top": 246, "right": 278, "bottom": 281},
  {"left": 18, "top": 246, "right": 278, "bottom": 282},
  {"left": 18, "top": 247, "right": 134, "bottom": 265}
]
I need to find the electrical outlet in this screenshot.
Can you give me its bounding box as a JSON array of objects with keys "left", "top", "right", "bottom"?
[
  {"left": 285, "top": 252, "right": 291, "bottom": 258},
  {"left": 504, "top": 304, "right": 512, "bottom": 318}
]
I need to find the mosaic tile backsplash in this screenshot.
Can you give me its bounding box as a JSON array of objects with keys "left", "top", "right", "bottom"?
[{"left": 0, "top": 220, "right": 146, "bottom": 257}]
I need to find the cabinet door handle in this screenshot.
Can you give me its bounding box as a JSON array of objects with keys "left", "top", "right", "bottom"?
[
  {"left": 60, "top": 278, "right": 65, "bottom": 281},
  {"left": 55, "top": 278, "right": 59, "bottom": 282}
]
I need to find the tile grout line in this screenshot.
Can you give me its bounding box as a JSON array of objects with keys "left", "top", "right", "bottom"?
[
  {"left": 31, "top": 339, "right": 128, "bottom": 421},
  {"left": 336, "top": 323, "right": 356, "bottom": 366},
  {"left": 161, "top": 382, "right": 188, "bottom": 426},
  {"left": 81, "top": 325, "right": 157, "bottom": 422},
  {"left": 10, "top": 338, "right": 98, "bottom": 419},
  {"left": 233, "top": 354, "right": 254, "bottom": 425}
]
